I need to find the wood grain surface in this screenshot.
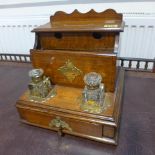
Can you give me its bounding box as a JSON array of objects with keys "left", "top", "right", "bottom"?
[
  {"left": 31, "top": 50, "right": 117, "bottom": 92},
  {"left": 39, "top": 32, "right": 116, "bottom": 51},
  {"left": 18, "top": 86, "right": 115, "bottom": 118},
  {"left": 16, "top": 70, "right": 124, "bottom": 144},
  {"left": 32, "top": 9, "right": 123, "bottom": 32},
  {"left": 0, "top": 62, "right": 155, "bottom": 155},
  {"left": 50, "top": 9, "right": 122, "bottom": 28},
  {"left": 32, "top": 9, "right": 123, "bottom": 52}
]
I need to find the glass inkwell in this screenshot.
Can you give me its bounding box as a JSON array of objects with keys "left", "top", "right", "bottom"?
[
  {"left": 81, "top": 72, "right": 105, "bottom": 113},
  {"left": 28, "top": 68, "right": 56, "bottom": 102}
]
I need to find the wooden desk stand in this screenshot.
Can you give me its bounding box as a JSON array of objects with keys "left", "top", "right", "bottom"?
[{"left": 16, "top": 9, "right": 124, "bottom": 145}]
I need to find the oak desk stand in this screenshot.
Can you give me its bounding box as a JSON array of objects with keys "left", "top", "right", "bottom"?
[{"left": 16, "top": 9, "right": 124, "bottom": 145}]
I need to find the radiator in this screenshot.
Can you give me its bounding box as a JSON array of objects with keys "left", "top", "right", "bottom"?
[
  {"left": 119, "top": 17, "right": 155, "bottom": 59},
  {"left": 0, "top": 16, "right": 155, "bottom": 60},
  {"left": 0, "top": 24, "right": 37, "bottom": 54}
]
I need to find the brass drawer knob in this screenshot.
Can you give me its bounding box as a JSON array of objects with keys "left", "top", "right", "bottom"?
[{"left": 49, "top": 116, "right": 72, "bottom": 136}]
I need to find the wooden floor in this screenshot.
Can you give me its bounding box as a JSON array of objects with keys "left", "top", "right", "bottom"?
[{"left": 0, "top": 62, "right": 155, "bottom": 155}]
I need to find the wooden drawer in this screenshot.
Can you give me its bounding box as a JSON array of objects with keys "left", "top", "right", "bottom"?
[
  {"left": 39, "top": 32, "right": 115, "bottom": 51},
  {"left": 17, "top": 107, "right": 103, "bottom": 138}
]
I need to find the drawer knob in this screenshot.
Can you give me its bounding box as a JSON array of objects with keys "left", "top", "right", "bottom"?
[{"left": 49, "top": 117, "right": 72, "bottom": 136}]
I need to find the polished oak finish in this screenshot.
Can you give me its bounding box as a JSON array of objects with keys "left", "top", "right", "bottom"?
[
  {"left": 16, "top": 9, "right": 124, "bottom": 145},
  {"left": 16, "top": 68, "right": 125, "bottom": 145},
  {"left": 32, "top": 9, "right": 123, "bottom": 52},
  {"left": 33, "top": 9, "right": 123, "bottom": 32},
  {"left": 50, "top": 9, "right": 123, "bottom": 29},
  {"left": 39, "top": 32, "right": 116, "bottom": 51},
  {"left": 31, "top": 50, "right": 117, "bottom": 92}
]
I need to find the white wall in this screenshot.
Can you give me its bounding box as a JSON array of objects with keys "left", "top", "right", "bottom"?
[{"left": 0, "top": 1, "right": 155, "bottom": 58}]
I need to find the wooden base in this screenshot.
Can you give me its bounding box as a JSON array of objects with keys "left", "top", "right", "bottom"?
[{"left": 16, "top": 68, "right": 124, "bottom": 145}]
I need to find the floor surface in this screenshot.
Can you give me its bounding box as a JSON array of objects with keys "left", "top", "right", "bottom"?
[{"left": 0, "top": 62, "right": 155, "bottom": 155}]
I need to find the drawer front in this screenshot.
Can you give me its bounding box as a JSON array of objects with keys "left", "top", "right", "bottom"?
[
  {"left": 39, "top": 32, "right": 115, "bottom": 51},
  {"left": 18, "top": 107, "right": 103, "bottom": 138}
]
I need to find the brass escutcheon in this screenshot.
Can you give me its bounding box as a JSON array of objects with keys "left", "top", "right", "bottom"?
[
  {"left": 58, "top": 59, "right": 82, "bottom": 82},
  {"left": 49, "top": 116, "right": 72, "bottom": 136}
]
